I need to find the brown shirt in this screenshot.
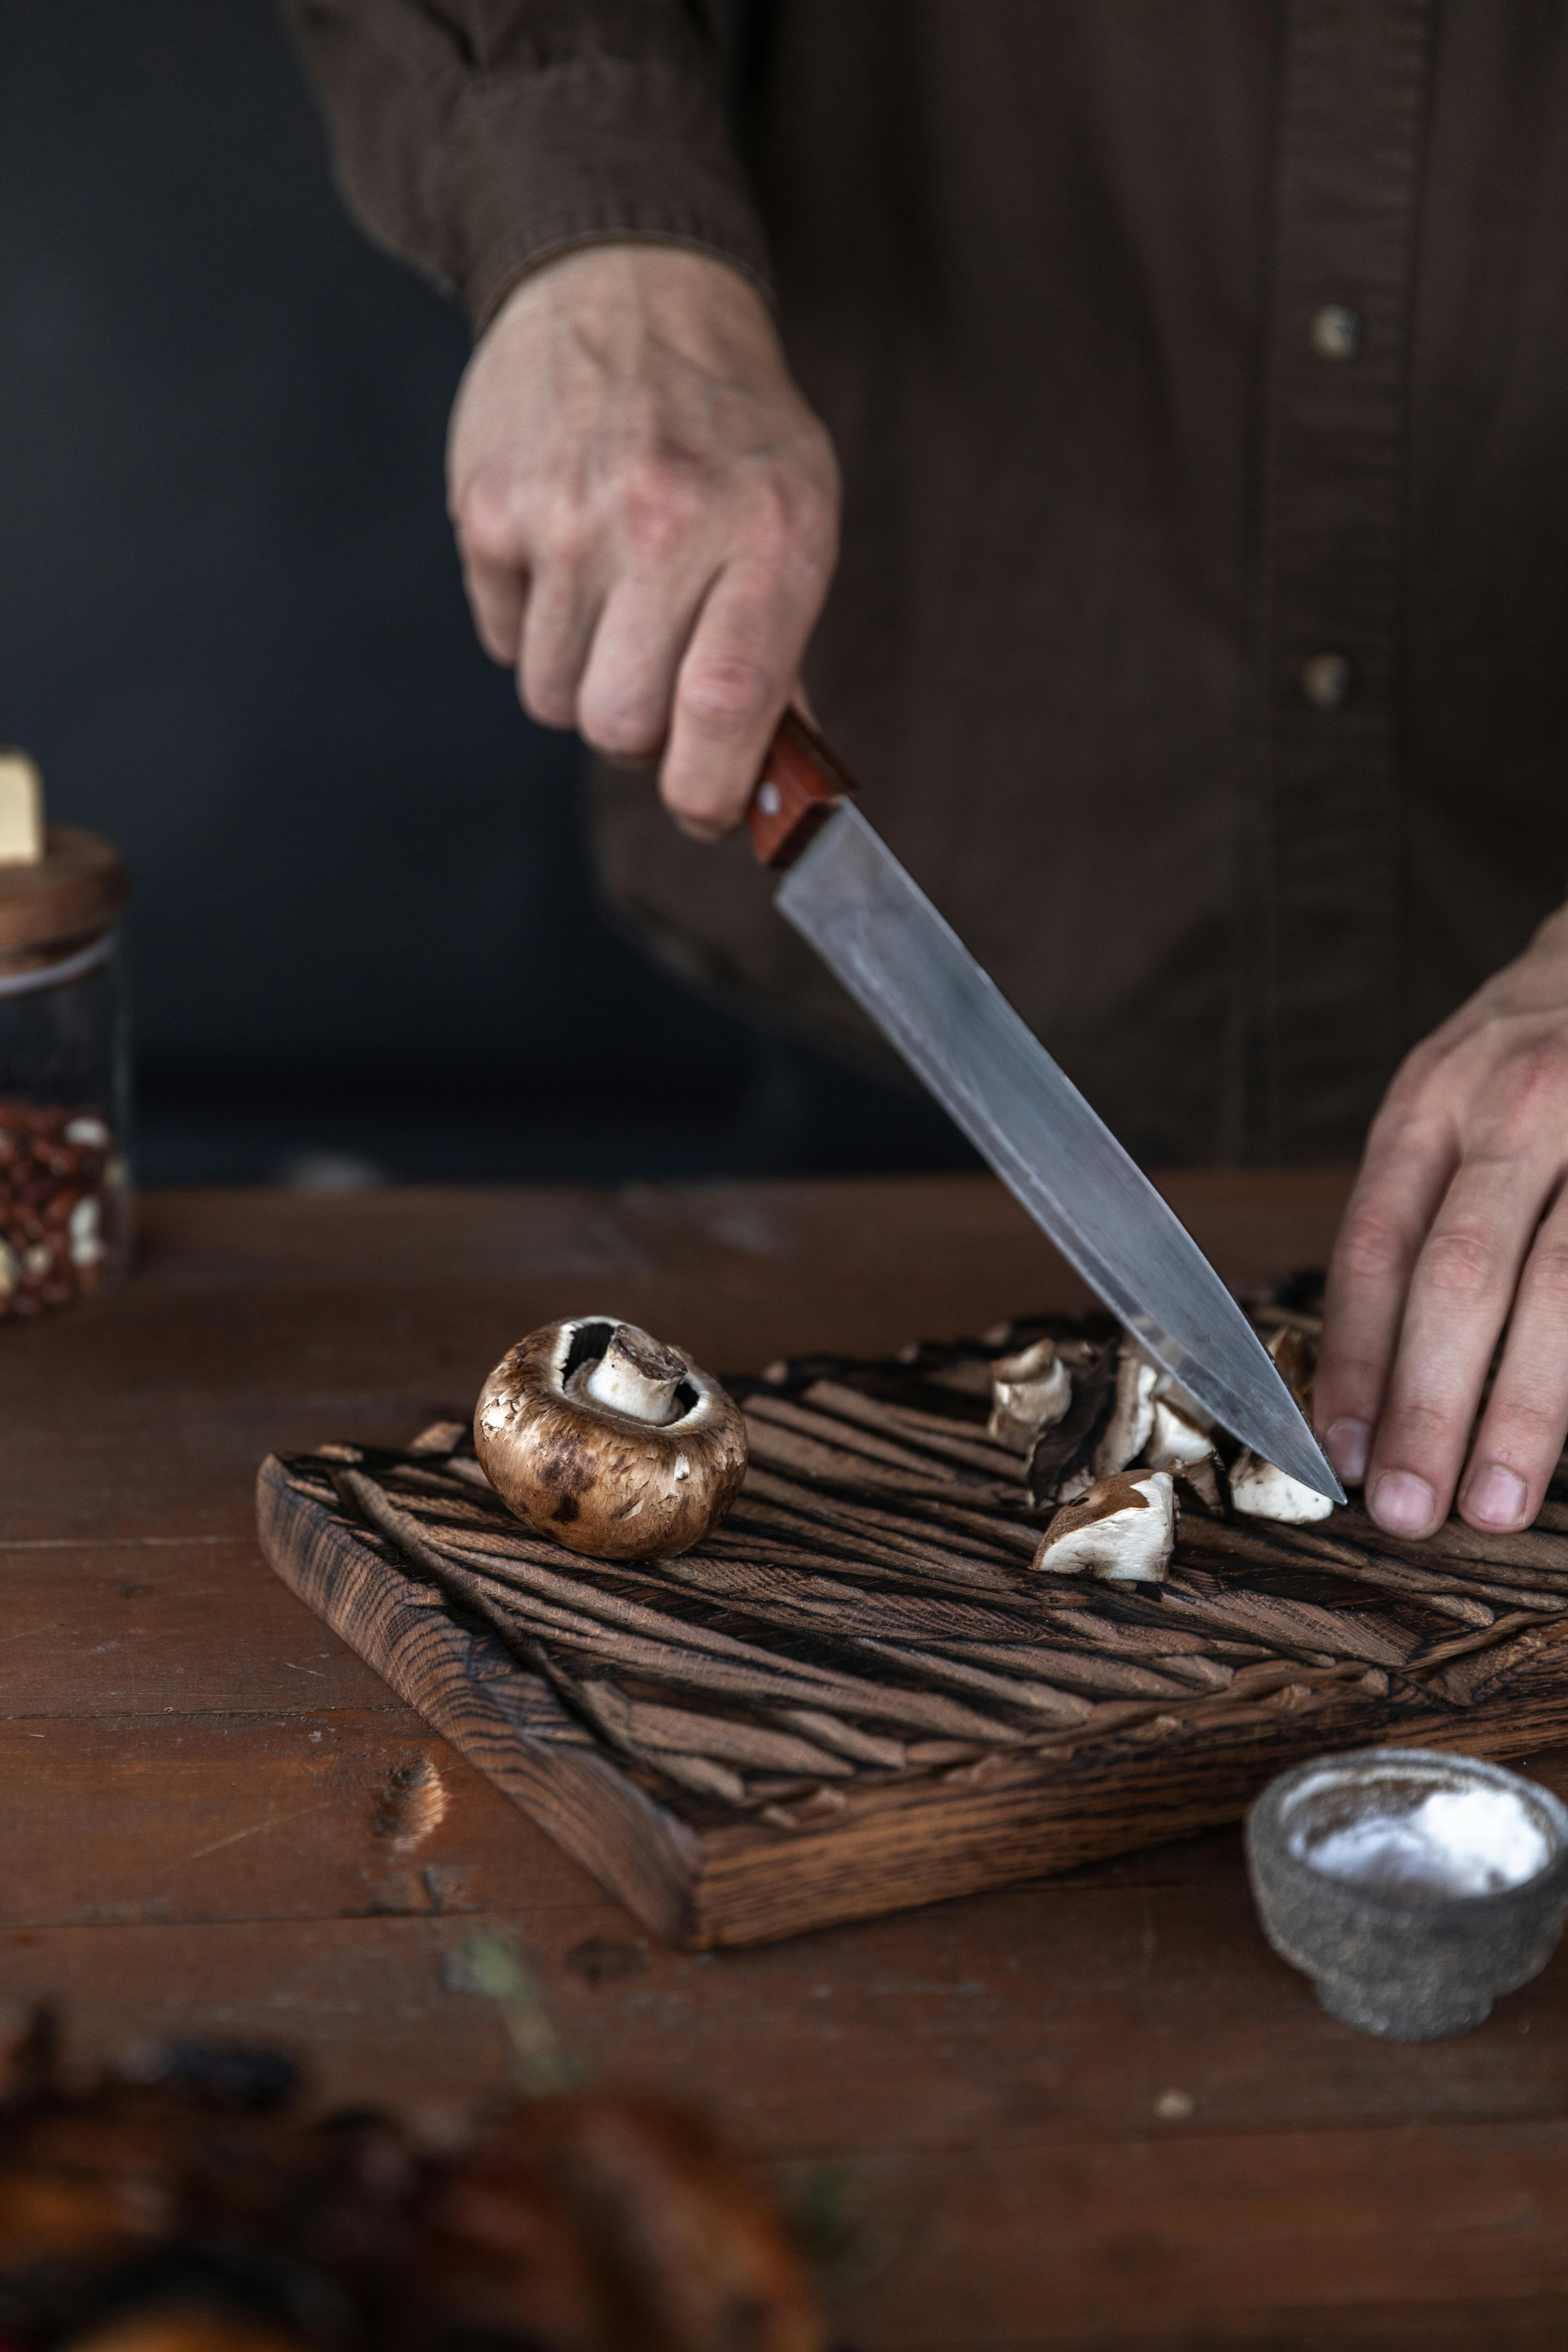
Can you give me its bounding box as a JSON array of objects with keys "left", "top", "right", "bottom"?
[{"left": 286, "top": 0, "right": 1568, "bottom": 1163}]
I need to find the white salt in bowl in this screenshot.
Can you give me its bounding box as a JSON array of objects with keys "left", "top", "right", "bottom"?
[{"left": 1246, "top": 1748, "right": 1568, "bottom": 2039}]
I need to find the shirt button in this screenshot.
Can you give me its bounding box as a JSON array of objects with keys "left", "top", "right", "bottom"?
[
  {"left": 1301, "top": 652, "right": 1356, "bottom": 709},
  {"left": 1310, "top": 303, "right": 1364, "bottom": 360}
]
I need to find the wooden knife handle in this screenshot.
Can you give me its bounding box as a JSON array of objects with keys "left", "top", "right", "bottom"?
[{"left": 746, "top": 710, "right": 858, "bottom": 871}]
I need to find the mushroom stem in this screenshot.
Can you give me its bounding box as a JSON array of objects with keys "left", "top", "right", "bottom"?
[
  {"left": 579, "top": 1324, "right": 687, "bottom": 1425},
  {"left": 987, "top": 1337, "right": 1073, "bottom": 1453}
]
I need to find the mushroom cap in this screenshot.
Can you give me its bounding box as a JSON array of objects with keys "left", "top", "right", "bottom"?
[
  {"left": 1032, "top": 1470, "right": 1177, "bottom": 1584},
  {"left": 1141, "top": 1397, "right": 1229, "bottom": 1517},
  {"left": 475, "top": 1317, "right": 748, "bottom": 1559}
]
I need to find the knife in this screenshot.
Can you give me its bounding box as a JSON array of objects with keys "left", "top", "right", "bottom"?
[{"left": 747, "top": 712, "right": 1344, "bottom": 1503}]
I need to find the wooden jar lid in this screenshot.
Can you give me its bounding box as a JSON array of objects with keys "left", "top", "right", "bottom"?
[{"left": 0, "top": 825, "right": 130, "bottom": 959}]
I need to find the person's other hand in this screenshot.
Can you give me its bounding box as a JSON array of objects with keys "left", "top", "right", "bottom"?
[
  {"left": 447, "top": 244, "right": 840, "bottom": 840},
  {"left": 1317, "top": 906, "right": 1568, "bottom": 1537}
]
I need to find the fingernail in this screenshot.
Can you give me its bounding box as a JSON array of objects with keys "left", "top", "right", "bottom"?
[
  {"left": 1464, "top": 1464, "right": 1529, "bottom": 1530},
  {"left": 1367, "top": 1470, "right": 1436, "bottom": 1537},
  {"left": 1324, "top": 1418, "right": 1371, "bottom": 1484}
]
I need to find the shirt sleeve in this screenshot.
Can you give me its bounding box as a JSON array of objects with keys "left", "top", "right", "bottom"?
[{"left": 280, "top": 0, "right": 775, "bottom": 328}]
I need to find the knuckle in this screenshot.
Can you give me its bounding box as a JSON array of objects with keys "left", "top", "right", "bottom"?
[
  {"left": 1384, "top": 1394, "right": 1466, "bottom": 1453},
  {"left": 744, "top": 475, "right": 838, "bottom": 576},
  {"left": 519, "top": 664, "right": 576, "bottom": 733},
  {"left": 1419, "top": 1222, "right": 1503, "bottom": 1302},
  {"left": 618, "top": 458, "right": 700, "bottom": 560},
  {"left": 522, "top": 690, "right": 574, "bottom": 733},
  {"left": 679, "top": 653, "right": 778, "bottom": 736},
  {"left": 1376, "top": 1037, "right": 1461, "bottom": 1134},
  {"left": 1490, "top": 1393, "right": 1561, "bottom": 1450},
  {"left": 536, "top": 505, "right": 594, "bottom": 572},
  {"left": 659, "top": 772, "right": 741, "bottom": 834},
  {"left": 1524, "top": 1239, "right": 1568, "bottom": 1311},
  {"left": 1333, "top": 1207, "right": 1411, "bottom": 1286},
  {"left": 1486, "top": 1034, "right": 1568, "bottom": 1144},
  {"left": 1314, "top": 1341, "right": 1383, "bottom": 1402},
  {"left": 579, "top": 684, "right": 662, "bottom": 761},
  {"left": 740, "top": 485, "right": 800, "bottom": 567},
  {"left": 455, "top": 466, "right": 527, "bottom": 564}
]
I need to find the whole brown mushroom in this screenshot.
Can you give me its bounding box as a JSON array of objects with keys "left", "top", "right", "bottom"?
[{"left": 474, "top": 1317, "right": 748, "bottom": 1559}]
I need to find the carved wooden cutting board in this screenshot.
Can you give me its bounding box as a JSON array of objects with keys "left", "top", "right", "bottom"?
[{"left": 255, "top": 1315, "right": 1568, "bottom": 1949}]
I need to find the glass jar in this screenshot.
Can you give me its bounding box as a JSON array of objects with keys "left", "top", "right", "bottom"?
[{"left": 0, "top": 810, "right": 131, "bottom": 1318}]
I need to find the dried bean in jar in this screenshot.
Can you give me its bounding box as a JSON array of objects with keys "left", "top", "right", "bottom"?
[{"left": 0, "top": 1101, "right": 125, "bottom": 1321}]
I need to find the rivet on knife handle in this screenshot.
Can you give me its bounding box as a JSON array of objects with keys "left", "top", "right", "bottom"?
[{"left": 747, "top": 710, "right": 859, "bottom": 871}]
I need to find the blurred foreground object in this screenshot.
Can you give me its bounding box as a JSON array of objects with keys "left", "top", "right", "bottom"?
[
  {"left": 0, "top": 756, "right": 131, "bottom": 1320},
  {"left": 0, "top": 2010, "right": 821, "bottom": 2351}
]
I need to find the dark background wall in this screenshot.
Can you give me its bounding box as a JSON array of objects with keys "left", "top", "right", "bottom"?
[{"left": 0, "top": 0, "right": 971, "bottom": 1185}]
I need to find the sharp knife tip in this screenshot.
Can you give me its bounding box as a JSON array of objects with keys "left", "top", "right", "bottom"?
[{"left": 1294, "top": 1438, "right": 1346, "bottom": 1510}]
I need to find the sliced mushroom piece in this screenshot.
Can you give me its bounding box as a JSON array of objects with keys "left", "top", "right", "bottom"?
[
  {"left": 1090, "top": 1340, "right": 1160, "bottom": 1479},
  {"left": 1032, "top": 1470, "right": 1177, "bottom": 1584},
  {"left": 987, "top": 1335, "right": 1073, "bottom": 1452},
  {"left": 1230, "top": 1451, "right": 1334, "bottom": 1524},
  {"left": 1027, "top": 1338, "right": 1119, "bottom": 1507},
  {"left": 475, "top": 1316, "right": 748, "bottom": 1560},
  {"left": 1142, "top": 1395, "right": 1230, "bottom": 1518},
  {"left": 1143, "top": 1395, "right": 1213, "bottom": 1471},
  {"left": 1267, "top": 1321, "right": 1318, "bottom": 1412},
  {"left": 1227, "top": 1322, "right": 1334, "bottom": 1523},
  {"left": 1175, "top": 1452, "right": 1230, "bottom": 1518}
]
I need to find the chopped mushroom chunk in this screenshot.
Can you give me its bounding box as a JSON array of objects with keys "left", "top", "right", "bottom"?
[
  {"left": 1090, "top": 1342, "right": 1160, "bottom": 1479},
  {"left": 1028, "top": 1337, "right": 1119, "bottom": 1507},
  {"left": 1230, "top": 1452, "right": 1334, "bottom": 1524},
  {"left": 1267, "top": 1323, "right": 1317, "bottom": 1412},
  {"left": 1142, "top": 1396, "right": 1228, "bottom": 1517},
  {"left": 1144, "top": 1396, "right": 1213, "bottom": 1470},
  {"left": 987, "top": 1336, "right": 1073, "bottom": 1452},
  {"left": 1174, "top": 1452, "right": 1229, "bottom": 1517},
  {"left": 1032, "top": 1470, "right": 1177, "bottom": 1584},
  {"left": 1227, "top": 1322, "right": 1334, "bottom": 1523}
]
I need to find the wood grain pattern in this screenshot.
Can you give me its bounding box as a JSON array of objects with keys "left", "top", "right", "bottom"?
[{"left": 259, "top": 1321, "right": 1568, "bottom": 1949}]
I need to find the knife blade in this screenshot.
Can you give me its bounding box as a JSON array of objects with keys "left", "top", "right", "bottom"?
[{"left": 747, "top": 714, "right": 1344, "bottom": 1503}]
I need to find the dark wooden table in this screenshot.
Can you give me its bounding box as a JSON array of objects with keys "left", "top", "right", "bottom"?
[{"left": 8, "top": 1171, "right": 1568, "bottom": 2349}]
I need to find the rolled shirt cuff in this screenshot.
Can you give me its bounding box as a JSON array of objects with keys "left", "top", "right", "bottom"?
[{"left": 412, "top": 57, "right": 774, "bottom": 327}]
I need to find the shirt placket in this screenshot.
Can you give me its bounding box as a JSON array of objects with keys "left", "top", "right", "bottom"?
[{"left": 1247, "top": 0, "right": 1435, "bottom": 1158}]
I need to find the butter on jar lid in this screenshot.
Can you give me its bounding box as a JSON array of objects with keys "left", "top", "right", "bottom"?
[{"left": 0, "top": 748, "right": 128, "bottom": 960}]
